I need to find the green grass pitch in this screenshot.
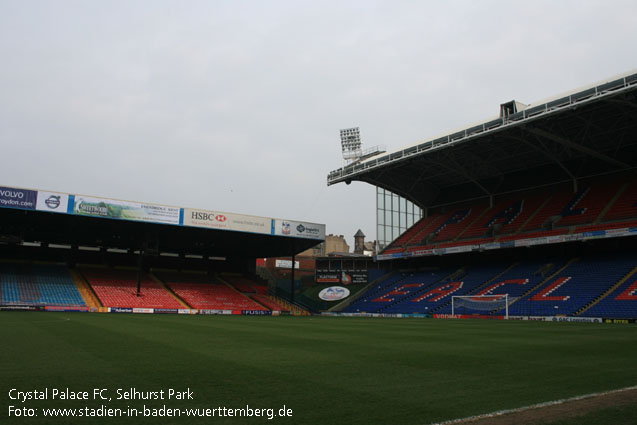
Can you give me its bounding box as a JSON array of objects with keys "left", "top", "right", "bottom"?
[{"left": 1, "top": 312, "right": 636, "bottom": 425}]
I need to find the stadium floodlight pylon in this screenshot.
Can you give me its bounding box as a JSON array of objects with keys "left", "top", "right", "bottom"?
[
  {"left": 340, "top": 127, "right": 362, "bottom": 163},
  {"left": 451, "top": 294, "right": 510, "bottom": 319},
  {"left": 339, "top": 127, "right": 386, "bottom": 167}
]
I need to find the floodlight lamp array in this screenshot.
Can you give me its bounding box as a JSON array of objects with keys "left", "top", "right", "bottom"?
[
  {"left": 340, "top": 127, "right": 363, "bottom": 162},
  {"left": 340, "top": 127, "right": 362, "bottom": 152}
]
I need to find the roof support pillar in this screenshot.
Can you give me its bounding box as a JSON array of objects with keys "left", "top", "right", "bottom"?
[
  {"left": 289, "top": 252, "right": 296, "bottom": 304},
  {"left": 136, "top": 246, "right": 144, "bottom": 297}
]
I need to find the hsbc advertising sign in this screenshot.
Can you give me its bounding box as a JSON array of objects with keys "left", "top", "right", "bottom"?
[{"left": 183, "top": 208, "right": 271, "bottom": 235}]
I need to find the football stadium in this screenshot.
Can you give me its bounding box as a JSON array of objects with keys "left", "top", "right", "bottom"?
[{"left": 2, "top": 71, "right": 637, "bottom": 425}]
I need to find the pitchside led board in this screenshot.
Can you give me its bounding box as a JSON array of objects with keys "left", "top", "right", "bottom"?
[{"left": 0, "top": 185, "right": 325, "bottom": 241}]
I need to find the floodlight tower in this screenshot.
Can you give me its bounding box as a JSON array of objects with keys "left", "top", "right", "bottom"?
[
  {"left": 339, "top": 127, "right": 386, "bottom": 168},
  {"left": 340, "top": 127, "right": 363, "bottom": 166}
]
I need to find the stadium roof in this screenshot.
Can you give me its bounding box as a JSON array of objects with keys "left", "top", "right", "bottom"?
[
  {"left": 0, "top": 186, "right": 324, "bottom": 258},
  {"left": 328, "top": 71, "right": 637, "bottom": 208}
]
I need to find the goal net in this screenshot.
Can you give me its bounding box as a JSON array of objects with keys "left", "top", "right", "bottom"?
[{"left": 451, "top": 294, "right": 510, "bottom": 319}]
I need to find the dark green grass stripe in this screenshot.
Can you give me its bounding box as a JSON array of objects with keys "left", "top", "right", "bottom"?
[{"left": 1, "top": 313, "right": 636, "bottom": 425}]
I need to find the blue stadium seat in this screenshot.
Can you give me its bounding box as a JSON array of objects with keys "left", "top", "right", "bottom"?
[{"left": 0, "top": 264, "right": 85, "bottom": 306}]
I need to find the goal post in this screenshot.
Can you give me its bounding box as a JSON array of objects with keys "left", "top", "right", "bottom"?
[{"left": 451, "top": 294, "right": 510, "bottom": 319}]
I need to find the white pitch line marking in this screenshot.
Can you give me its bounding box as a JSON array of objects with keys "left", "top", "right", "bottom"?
[{"left": 430, "top": 384, "right": 637, "bottom": 425}]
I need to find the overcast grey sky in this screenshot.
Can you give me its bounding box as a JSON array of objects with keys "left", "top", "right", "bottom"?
[{"left": 1, "top": 1, "right": 636, "bottom": 248}]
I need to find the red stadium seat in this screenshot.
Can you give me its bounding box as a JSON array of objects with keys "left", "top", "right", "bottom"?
[
  {"left": 602, "top": 181, "right": 637, "bottom": 222},
  {"left": 82, "top": 268, "right": 182, "bottom": 309},
  {"left": 167, "top": 281, "right": 268, "bottom": 311}
]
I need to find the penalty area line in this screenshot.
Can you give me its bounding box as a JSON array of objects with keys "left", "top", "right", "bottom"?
[{"left": 430, "top": 384, "right": 637, "bottom": 425}]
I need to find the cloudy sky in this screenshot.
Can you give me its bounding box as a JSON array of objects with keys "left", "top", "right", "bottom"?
[{"left": 1, "top": 1, "right": 636, "bottom": 249}]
